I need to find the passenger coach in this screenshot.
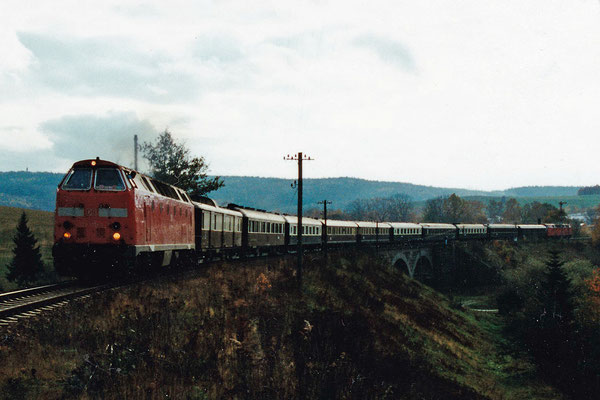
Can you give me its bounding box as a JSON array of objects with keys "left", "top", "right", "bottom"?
[
  {"left": 194, "top": 198, "right": 243, "bottom": 257},
  {"left": 284, "top": 216, "right": 322, "bottom": 248},
  {"left": 228, "top": 205, "right": 286, "bottom": 254}
]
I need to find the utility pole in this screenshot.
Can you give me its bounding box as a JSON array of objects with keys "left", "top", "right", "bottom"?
[
  {"left": 134, "top": 135, "right": 139, "bottom": 171},
  {"left": 318, "top": 200, "right": 332, "bottom": 253},
  {"left": 559, "top": 201, "right": 567, "bottom": 211},
  {"left": 559, "top": 201, "right": 567, "bottom": 222},
  {"left": 284, "top": 152, "right": 313, "bottom": 285}
]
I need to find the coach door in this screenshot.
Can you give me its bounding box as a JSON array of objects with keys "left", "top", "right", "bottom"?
[{"left": 144, "top": 202, "right": 152, "bottom": 242}]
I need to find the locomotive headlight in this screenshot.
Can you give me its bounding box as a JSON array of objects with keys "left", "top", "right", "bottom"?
[
  {"left": 111, "top": 222, "right": 121, "bottom": 231},
  {"left": 63, "top": 221, "right": 73, "bottom": 230},
  {"left": 112, "top": 232, "right": 121, "bottom": 240},
  {"left": 63, "top": 232, "right": 72, "bottom": 239}
]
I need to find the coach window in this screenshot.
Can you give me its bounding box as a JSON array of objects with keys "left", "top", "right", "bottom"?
[
  {"left": 62, "top": 168, "right": 92, "bottom": 190},
  {"left": 202, "top": 212, "right": 210, "bottom": 230}
]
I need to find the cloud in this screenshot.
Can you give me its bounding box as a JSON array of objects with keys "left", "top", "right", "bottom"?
[
  {"left": 192, "top": 34, "right": 244, "bottom": 64},
  {"left": 353, "top": 33, "right": 415, "bottom": 71},
  {"left": 17, "top": 32, "right": 200, "bottom": 103},
  {"left": 0, "top": 148, "right": 61, "bottom": 172},
  {"left": 41, "top": 111, "right": 160, "bottom": 169}
]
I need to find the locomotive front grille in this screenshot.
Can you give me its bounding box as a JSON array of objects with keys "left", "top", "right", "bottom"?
[{"left": 96, "top": 228, "right": 106, "bottom": 238}]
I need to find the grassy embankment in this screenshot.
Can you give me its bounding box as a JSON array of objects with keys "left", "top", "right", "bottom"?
[
  {"left": 0, "top": 250, "right": 562, "bottom": 399},
  {"left": 0, "top": 206, "right": 55, "bottom": 291}
]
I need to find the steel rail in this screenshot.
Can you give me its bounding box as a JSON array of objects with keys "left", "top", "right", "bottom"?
[
  {"left": 0, "top": 283, "right": 111, "bottom": 322},
  {"left": 0, "top": 281, "right": 76, "bottom": 303}
]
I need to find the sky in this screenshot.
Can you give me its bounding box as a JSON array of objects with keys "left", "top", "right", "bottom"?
[{"left": 1, "top": 0, "right": 599, "bottom": 190}]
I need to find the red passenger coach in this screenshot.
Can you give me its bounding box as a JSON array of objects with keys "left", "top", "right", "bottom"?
[{"left": 53, "top": 158, "right": 195, "bottom": 279}]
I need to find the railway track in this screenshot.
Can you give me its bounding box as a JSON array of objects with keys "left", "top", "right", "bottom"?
[{"left": 0, "top": 281, "right": 112, "bottom": 326}]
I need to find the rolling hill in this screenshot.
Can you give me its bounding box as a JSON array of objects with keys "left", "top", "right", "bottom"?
[{"left": 0, "top": 170, "right": 586, "bottom": 214}]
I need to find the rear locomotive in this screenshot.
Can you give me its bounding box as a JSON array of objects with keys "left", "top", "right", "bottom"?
[{"left": 53, "top": 158, "right": 195, "bottom": 279}]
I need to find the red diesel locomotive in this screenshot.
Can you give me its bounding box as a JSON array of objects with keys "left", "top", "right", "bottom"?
[{"left": 53, "top": 158, "right": 195, "bottom": 278}]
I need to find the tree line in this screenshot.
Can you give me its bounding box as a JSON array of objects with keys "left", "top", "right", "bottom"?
[{"left": 307, "top": 192, "right": 569, "bottom": 225}]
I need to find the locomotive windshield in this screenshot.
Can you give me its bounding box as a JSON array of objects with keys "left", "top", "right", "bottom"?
[
  {"left": 61, "top": 168, "right": 92, "bottom": 190},
  {"left": 94, "top": 168, "right": 126, "bottom": 191}
]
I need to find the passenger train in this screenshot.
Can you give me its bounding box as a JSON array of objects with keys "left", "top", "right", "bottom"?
[{"left": 52, "top": 158, "right": 573, "bottom": 279}]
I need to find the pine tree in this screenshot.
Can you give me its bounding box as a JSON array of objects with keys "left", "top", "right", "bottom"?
[
  {"left": 6, "top": 212, "right": 44, "bottom": 287},
  {"left": 541, "top": 250, "right": 574, "bottom": 324},
  {"left": 534, "top": 249, "right": 576, "bottom": 386}
]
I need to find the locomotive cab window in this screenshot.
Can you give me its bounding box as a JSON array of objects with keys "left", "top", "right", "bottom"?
[
  {"left": 94, "top": 168, "right": 126, "bottom": 191},
  {"left": 62, "top": 168, "right": 92, "bottom": 190}
]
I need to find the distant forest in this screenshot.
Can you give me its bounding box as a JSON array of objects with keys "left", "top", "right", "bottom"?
[
  {"left": 578, "top": 185, "right": 600, "bottom": 196},
  {"left": 0, "top": 172, "right": 63, "bottom": 211}
]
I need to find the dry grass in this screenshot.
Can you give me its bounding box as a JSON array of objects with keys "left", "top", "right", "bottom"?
[{"left": 0, "top": 251, "right": 563, "bottom": 399}]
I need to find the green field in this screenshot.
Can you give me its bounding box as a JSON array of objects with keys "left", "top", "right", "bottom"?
[{"left": 0, "top": 206, "right": 54, "bottom": 290}]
